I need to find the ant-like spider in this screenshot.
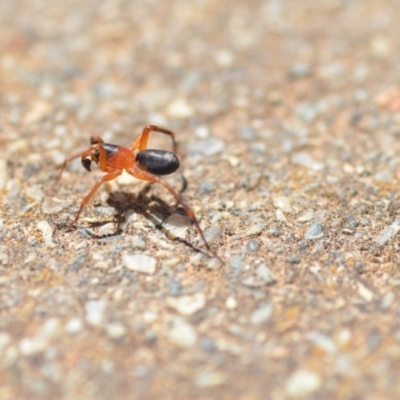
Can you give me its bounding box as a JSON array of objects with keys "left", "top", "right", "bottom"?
[{"left": 54, "top": 125, "right": 221, "bottom": 260}]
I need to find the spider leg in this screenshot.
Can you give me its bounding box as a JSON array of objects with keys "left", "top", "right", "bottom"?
[
  {"left": 130, "top": 125, "right": 178, "bottom": 154},
  {"left": 52, "top": 148, "right": 93, "bottom": 193},
  {"left": 128, "top": 166, "right": 221, "bottom": 261},
  {"left": 67, "top": 169, "right": 122, "bottom": 230}
]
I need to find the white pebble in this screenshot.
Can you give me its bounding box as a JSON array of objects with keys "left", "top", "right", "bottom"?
[
  {"left": 65, "top": 318, "right": 83, "bottom": 333},
  {"left": 85, "top": 300, "right": 106, "bottom": 326},
  {"left": 188, "top": 138, "right": 225, "bottom": 156},
  {"left": 50, "top": 150, "right": 65, "bottom": 166},
  {"left": 0, "top": 160, "right": 8, "bottom": 191},
  {"left": 286, "top": 369, "right": 322, "bottom": 398},
  {"left": 356, "top": 281, "right": 374, "bottom": 302},
  {"left": 225, "top": 296, "right": 238, "bottom": 310},
  {"left": 194, "top": 371, "right": 226, "bottom": 387},
  {"left": 0, "top": 247, "right": 8, "bottom": 265},
  {"left": 166, "top": 97, "right": 194, "bottom": 119},
  {"left": 167, "top": 293, "right": 206, "bottom": 316},
  {"left": 105, "top": 322, "right": 126, "bottom": 339},
  {"left": 203, "top": 226, "right": 223, "bottom": 243},
  {"left": 98, "top": 222, "right": 117, "bottom": 236},
  {"left": 256, "top": 264, "right": 277, "bottom": 285},
  {"left": 163, "top": 213, "right": 191, "bottom": 240},
  {"left": 122, "top": 253, "right": 157, "bottom": 274},
  {"left": 214, "top": 49, "right": 234, "bottom": 67},
  {"left": 23, "top": 101, "right": 50, "bottom": 124},
  {"left": 246, "top": 222, "right": 266, "bottom": 236},
  {"left": 307, "top": 331, "right": 337, "bottom": 354},
  {"left": 38, "top": 318, "right": 60, "bottom": 339},
  {"left": 273, "top": 196, "right": 293, "bottom": 213},
  {"left": 36, "top": 220, "right": 57, "bottom": 248},
  {"left": 26, "top": 185, "right": 44, "bottom": 202},
  {"left": 142, "top": 310, "right": 158, "bottom": 324},
  {"left": 376, "top": 218, "right": 400, "bottom": 246},
  {"left": 19, "top": 337, "right": 47, "bottom": 356},
  {"left": 166, "top": 316, "right": 197, "bottom": 348},
  {"left": 250, "top": 303, "right": 273, "bottom": 324},
  {"left": 0, "top": 332, "right": 11, "bottom": 351},
  {"left": 41, "top": 197, "right": 73, "bottom": 214}
]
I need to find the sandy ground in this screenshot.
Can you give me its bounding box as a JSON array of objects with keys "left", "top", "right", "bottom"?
[{"left": 2, "top": 0, "right": 400, "bottom": 399}]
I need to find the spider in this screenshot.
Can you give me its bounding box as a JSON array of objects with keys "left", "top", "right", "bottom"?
[{"left": 54, "top": 125, "right": 220, "bottom": 260}]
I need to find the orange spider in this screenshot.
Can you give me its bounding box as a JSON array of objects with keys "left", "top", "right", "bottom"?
[{"left": 54, "top": 125, "right": 220, "bottom": 260}]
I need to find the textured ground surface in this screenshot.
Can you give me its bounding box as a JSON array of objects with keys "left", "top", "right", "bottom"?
[{"left": 2, "top": 0, "right": 400, "bottom": 399}]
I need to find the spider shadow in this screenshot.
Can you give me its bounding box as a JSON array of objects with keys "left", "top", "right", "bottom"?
[{"left": 102, "top": 183, "right": 201, "bottom": 254}]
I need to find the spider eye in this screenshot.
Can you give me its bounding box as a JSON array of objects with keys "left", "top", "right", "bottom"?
[{"left": 81, "top": 157, "right": 92, "bottom": 172}]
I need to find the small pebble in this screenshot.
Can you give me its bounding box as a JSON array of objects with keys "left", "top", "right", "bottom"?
[
  {"left": 286, "top": 369, "right": 322, "bottom": 398},
  {"left": 26, "top": 185, "right": 45, "bottom": 202},
  {"left": 292, "top": 152, "right": 324, "bottom": 171},
  {"left": 65, "top": 318, "right": 83, "bottom": 333},
  {"left": 68, "top": 253, "right": 87, "bottom": 271},
  {"left": 122, "top": 254, "right": 157, "bottom": 274},
  {"left": 273, "top": 196, "right": 293, "bottom": 213},
  {"left": 98, "top": 222, "right": 117, "bottom": 236},
  {"left": 246, "top": 222, "right": 266, "bottom": 236},
  {"left": 105, "top": 322, "right": 126, "bottom": 339},
  {"left": 85, "top": 300, "right": 106, "bottom": 326},
  {"left": 166, "top": 293, "right": 206, "bottom": 316},
  {"left": 199, "top": 336, "right": 217, "bottom": 352},
  {"left": 19, "top": 337, "right": 48, "bottom": 356},
  {"left": 199, "top": 181, "right": 214, "bottom": 194},
  {"left": 23, "top": 100, "right": 51, "bottom": 124},
  {"left": 0, "top": 333, "right": 11, "bottom": 351},
  {"left": 36, "top": 220, "right": 57, "bottom": 248},
  {"left": 295, "top": 103, "right": 318, "bottom": 123},
  {"left": 166, "top": 316, "right": 197, "bottom": 348},
  {"left": 41, "top": 197, "right": 73, "bottom": 214},
  {"left": 307, "top": 331, "right": 337, "bottom": 354},
  {"left": 250, "top": 303, "right": 273, "bottom": 324},
  {"left": 256, "top": 264, "right": 277, "bottom": 285},
  {"left": 163, "top": 213, "right": 191, "bottom": 240},
  {"left": 187, "top": 138, "right": 226, "bottom": 156},
  {"left": 225, "top": 296, "right": 238, "bottom": 310},
  {"left": 206, "top": 257, "right": 222, "bottom": 270},
  {"left": 288, "top": 62, "right": 311, "bottom": 79},
  {"left": 203, "top": 226, "right": 223, "bottom": 244},
  {"left": 214, "top": 48, "right": 234, "bottom": 67},
  {"left": 0, "top": 246, "right": 9, "bottom": 265},
  {"left": 356, "top": 281, "right": 374, "bottom": 302},
  {"left": 304, "top": 222, "right": 325, "bottom": 240},
  {"left": 38, "top": 318, "right": 60, "bottom": 339},
  {"left": 166, "top": 97, "right": 194, "bottom": 119},
  {"left": 130, "top": 235, "right": 147, "bottom": 250},
  {"left": 246, "top": 239, "right": 260, "bottom": 253},
  {"left": 376, "top": 218, "right": 400, "bottom": 246},
  {"left": 297, "top": 211, "right": 314, "bottom": 222},
  {"left": 194, "top": 371, "right": 226, "bottom": 387}
]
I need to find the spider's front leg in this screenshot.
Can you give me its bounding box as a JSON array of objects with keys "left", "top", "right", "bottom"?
[{"left": 66, "top": 169, "right": 122, "bottom": 230}]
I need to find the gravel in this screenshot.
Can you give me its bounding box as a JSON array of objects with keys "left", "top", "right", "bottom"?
[
  {"left": 2, "top": 1, "right": 400, "bottom": 399},
  {"left": 122, "top": 253, "right": 157, "bottom": 274},
  {"left": 304, "top": 222, "right": 325, "bottom": 240}
]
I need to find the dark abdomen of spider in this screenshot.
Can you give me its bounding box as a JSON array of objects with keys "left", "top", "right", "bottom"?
[{"left": 136, "top": 149, "right": 180, "bottom": 175}]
